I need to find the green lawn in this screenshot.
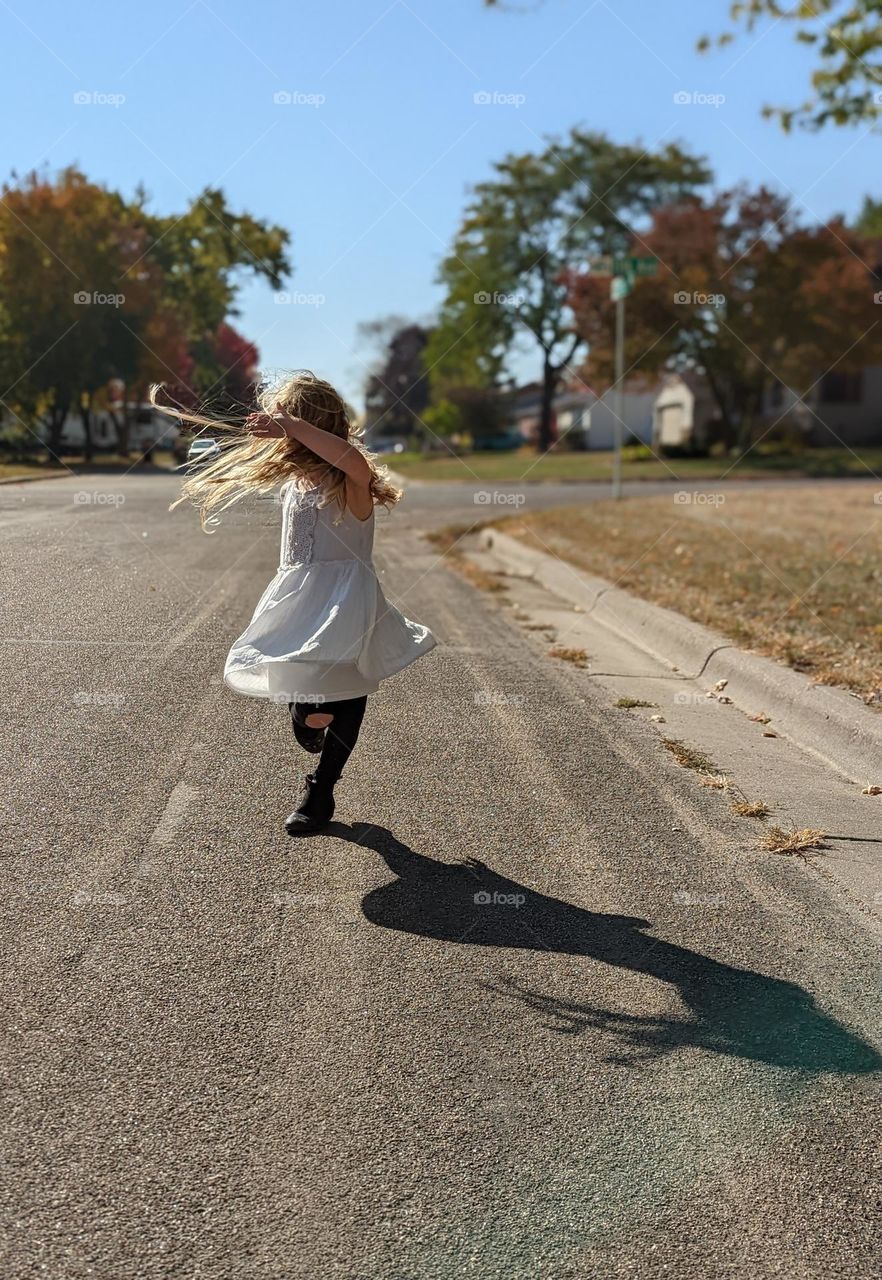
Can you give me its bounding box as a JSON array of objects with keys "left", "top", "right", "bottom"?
[{"left": 387, "top": 446, "right": 882, "bottom": 484}]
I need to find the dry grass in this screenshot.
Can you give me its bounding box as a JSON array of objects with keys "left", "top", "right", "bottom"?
[
  {"left": 662, "top": 738, "right": 717, "bottom": 773},
  {"left": 731, "top": 798, "right": 772, "bottom": 818},
  {"left": 616, "top": 696, "right": 657, "bottom": 709},
  {"left": 761, "top": 826, "right": 827, "bottom": 855},
  {"left": 501, "top": 484, "right": 882, "bottom": 704},
  {"left": 699, "top": 773, "right": 731, "bottom": 790},
  {"left": 548, "top": 645, "right": 589, "bottom": 668}
]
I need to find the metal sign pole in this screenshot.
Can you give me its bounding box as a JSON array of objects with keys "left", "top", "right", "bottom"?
[{"left": 612, "top": 283, "right": 626, "bottom": 501}]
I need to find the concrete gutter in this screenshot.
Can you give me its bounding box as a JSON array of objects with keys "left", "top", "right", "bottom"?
[{"left": 479, "top": 527, "right": 882, "bottom": 786}]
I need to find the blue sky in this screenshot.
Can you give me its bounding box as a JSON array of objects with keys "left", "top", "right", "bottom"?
[{"left": 3, "top": 0, "right": 877, "bottom": 405}]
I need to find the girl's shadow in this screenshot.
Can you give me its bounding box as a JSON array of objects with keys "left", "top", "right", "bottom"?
[{"left": 332, "top": 821, "right": 881, "bottom": 1074}]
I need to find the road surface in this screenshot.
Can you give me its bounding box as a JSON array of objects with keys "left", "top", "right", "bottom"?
[{"left": 1, "top": 472, "right": 880, "bottom": 1280}]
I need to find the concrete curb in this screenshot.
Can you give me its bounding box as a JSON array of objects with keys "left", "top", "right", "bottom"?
[
  {"left": 0, "top": 471, "right": 69, "bottom": 486},
  {"left": 479, "top": 527, "right": 882, "bottom": 786}
]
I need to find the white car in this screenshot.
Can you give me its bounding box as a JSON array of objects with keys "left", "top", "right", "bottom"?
[{"left": 187, "top": 437, "right": 221, "bottom": 465}]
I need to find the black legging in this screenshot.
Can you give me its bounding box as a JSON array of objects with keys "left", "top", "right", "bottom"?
[{"left": 290, "top": 695, "right": 368, "bottom": 788}]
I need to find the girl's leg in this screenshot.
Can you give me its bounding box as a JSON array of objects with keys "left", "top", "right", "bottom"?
[
  {"left": 313, "top": 694, "right": 368, "bottom": 788},
  {"left": 289, "top": 699, "right": 330, "bottom": 754},
  {"left": 286, "top": 694, "right": 368, "bottom": 834}
]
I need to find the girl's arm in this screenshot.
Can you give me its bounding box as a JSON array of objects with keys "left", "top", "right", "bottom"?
[{"left": 246, "top": 411, "right": 373, "bottom": 487}]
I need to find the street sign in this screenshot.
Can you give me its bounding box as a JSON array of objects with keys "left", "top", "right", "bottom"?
[
  {"left": 588, "top": 255, "right": 614, "bottom": 275},
  {"left": 611, "top": 275, "right": 630, "bottom": 301},
  {"left": 612, "top": 255, "right": 659, "bottom": 279}
]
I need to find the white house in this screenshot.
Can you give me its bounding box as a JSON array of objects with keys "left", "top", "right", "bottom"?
[
  {"left": 39, "top": 404, "right": 180, "bottom": 452},
  {"left": 512, "top": 379, "right": 657, "bottom": 450},
  {"left": 553, "top": 383, "right": 656, "bottom": 450}
]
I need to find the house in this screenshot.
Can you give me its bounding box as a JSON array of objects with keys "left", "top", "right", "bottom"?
[
  {"left": 38, "top": 404, "right": 180, "bottom": 453},
  {"left": 512, "top": 379, "right": 657, "bottom": 450},
  {"left": 653, "top": 366, "right": 882, "bottom": 453},
  {"left": 766, "top": 368, "right": 882, "bottom": 446},
  {"left": 653, "top": 372, "right": 721, "bottom": 453}
]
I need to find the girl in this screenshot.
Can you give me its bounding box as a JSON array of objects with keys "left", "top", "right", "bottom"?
[{"left": 155, "top": 372, "right": 436, "bottom": 835}]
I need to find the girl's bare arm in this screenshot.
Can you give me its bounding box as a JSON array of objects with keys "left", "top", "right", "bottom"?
[{"left": 246, "top": 411, "right": 372, "bottom": 487}]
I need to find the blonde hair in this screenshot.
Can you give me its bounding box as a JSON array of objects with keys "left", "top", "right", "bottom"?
[{"left": 151, "top": 370, "right": 402, "bottom": 529}]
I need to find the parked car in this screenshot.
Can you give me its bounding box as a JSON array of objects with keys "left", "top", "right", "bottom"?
[
  {"left": 187, "top": 437, "right": 221, "bottom": 465},
  {"left": 371, "top": 438, "right": 407, "bottom": 455},
  {"left": 472, "top": 429, "right": 524, "bottom": 451}
]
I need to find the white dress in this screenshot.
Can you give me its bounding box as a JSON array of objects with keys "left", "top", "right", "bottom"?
[{"left": 224, "top": 482, "right": 436, "bottom": 702}]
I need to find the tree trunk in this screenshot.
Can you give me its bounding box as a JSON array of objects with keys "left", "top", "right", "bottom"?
[
  {"left": 539, "top": 359, "right": 557, "bottom": 452},
  {"left": 81, "top": 398, "right": 94, "bottom": 465},
  {"left": 47, "top": 400, "right": 68, "bottom": 461}
]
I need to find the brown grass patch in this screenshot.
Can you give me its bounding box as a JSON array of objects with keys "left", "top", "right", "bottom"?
[
  {"left": 731, "top": 799, "right": 772, "bottom": 818},
  {"left": 548, "top": 645, "right": 589, "bottom": 668},
  {"left": 662, "top": 738, "right": 717, "bottom": 773},
  {"left": 616, "top": 696, "right": 657, "bottom": 709},
  {"left": 760, "top": 825, "right": 827, "bottom": 855},
  {"left": 699, "top": 773, "right": 730, "bottom": 790},
  {"left": 503, "top": 486, "right": 882, "bottom": 704}
]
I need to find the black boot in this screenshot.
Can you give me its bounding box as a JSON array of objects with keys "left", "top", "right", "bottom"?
[{"left": 285, "top": 773, "right": 335, "bottom": 836}]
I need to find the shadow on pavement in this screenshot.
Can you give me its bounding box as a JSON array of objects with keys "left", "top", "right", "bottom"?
[{"left": 335, "top": 821, "right": 882, "bottom": 1075}]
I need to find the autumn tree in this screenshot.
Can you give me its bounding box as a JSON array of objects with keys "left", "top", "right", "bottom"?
[
  {"left": 0, "top": 167, "right": 290, "bottom": 458},
  {"left": 570, "top": 186, "right": 882, "bottom": 451},
  {"left": 359, "top": 318, "right": 432, "bottom": 439},
  {"left": 430, "top": 131, "right": 709, "bottom": 450}
]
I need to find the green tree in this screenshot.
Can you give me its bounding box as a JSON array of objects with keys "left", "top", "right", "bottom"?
[
  {"left": 430, "top": 131, "right": 709, "bottom": 450},
  {"left": 700, "top": 1, "right": 882, "bottom": 130}
]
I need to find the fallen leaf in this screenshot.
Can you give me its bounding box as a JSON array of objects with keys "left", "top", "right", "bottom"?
[
  {"left": 749, "top": 712, "right": 771, "bottom": 724},
  {"left": 713, "top": 679, "right": 728, "bottom": 692},
  {"left": 763, "top": 731, "right": 777, "bottom": 738},
  {"left": 862, "top": 784, "right": 882, "bottom": 796}
]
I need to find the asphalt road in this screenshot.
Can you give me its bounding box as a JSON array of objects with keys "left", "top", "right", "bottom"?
[{"left": 1, "top": 472, "right": 880, "bottom": 1280}]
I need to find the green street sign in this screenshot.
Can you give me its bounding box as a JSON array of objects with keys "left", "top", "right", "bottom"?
[
  {"left": 630, "top": 256, "right": 659, "bottom": 277},
  {"left": 612, "top": 255, "right": 659, "bottom": 277},
  {"left": 611, "top": 275, "right": 631, "bottom": 301}
]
